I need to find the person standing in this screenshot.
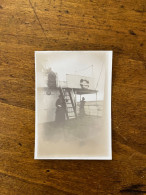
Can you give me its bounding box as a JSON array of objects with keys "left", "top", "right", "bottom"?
[
  {"left": 47, "top": 67, "right": 57, "bottom": 95},
  {"left": 47, "top": 68, "right": 56, "bottom": 88},
  {"left": 55, "top": 95, "right": 66, "bottom": 126},
  {"left": 80, "top": 97, "right": 85, "bottom": 117}
]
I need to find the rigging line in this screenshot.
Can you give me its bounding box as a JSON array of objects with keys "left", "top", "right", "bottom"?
[
  {"left": 75, "top": 65, "right": 93, "bottom": 74},
  {"left": 75, "top": 70, "right": 92, "bottom": 78},
  {"left": 79, "top": 68, "right": 92, "bottom": 76},
  {"left": 96, "top": 63, "right": 104, "bottom": 89}
]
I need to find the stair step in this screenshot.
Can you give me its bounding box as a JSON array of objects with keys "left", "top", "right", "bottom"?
[{"left": 60, "top": 87, "right": 77, "bottom": 119}]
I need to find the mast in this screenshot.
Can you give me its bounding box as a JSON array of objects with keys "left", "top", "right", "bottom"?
[{"left": 91, "top": 65, "right": 93, "bottom": 77}]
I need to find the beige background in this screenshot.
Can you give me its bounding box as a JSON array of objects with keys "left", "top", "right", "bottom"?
[{"left": 35, "top": 51, "right": 112, "bottom": 159}]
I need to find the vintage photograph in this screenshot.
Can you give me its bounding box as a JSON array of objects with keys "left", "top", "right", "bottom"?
[{"left": 35, "top": 51, "right": 112, "bottom": 159}]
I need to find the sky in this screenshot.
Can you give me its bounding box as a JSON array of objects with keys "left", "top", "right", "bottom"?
[{"left": 36, "top": 51, "right": 106, "bottom": 100}]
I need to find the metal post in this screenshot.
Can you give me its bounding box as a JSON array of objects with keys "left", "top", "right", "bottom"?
[
  {"left": 96, "top": 92, "right": 97, "bottom": 102},
  {"left": 96, "top": 92, "right": 98, "bottom": 116},
  {"left": 75, "top": 91, "right": 77, "bottom": 112},
  {"left": 92, "top": 65, "right": 93, "bottom": 77}
]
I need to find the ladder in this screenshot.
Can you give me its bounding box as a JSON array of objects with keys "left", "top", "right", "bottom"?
[{"left": 59, "top": 88, "right": 77, "bottom": 120}]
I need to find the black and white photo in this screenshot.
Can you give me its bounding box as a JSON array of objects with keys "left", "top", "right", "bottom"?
[{"left": 35, "top": 51, "right": 112, "bottom": 159}]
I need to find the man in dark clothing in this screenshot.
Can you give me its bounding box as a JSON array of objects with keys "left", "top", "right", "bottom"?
[
  {"left": 47, "top": 68, "right": 56, "bottom": 89},
  {"left": 80, "top": 97, "right": 85, "bottom": 117},
  {"left": 55, "top": 95, "right": 66, "bottom": 126}
]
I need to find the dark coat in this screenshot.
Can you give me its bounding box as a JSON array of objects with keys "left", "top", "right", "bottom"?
[
  {"left": 55, "top": 98, "right": 66, "bottom": 125},
  {"left": 80, "top": 100, "right": 85, "bottom": 116},
  {"left": 48, "top": 70, "right": 56, "bottom": 88}
]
